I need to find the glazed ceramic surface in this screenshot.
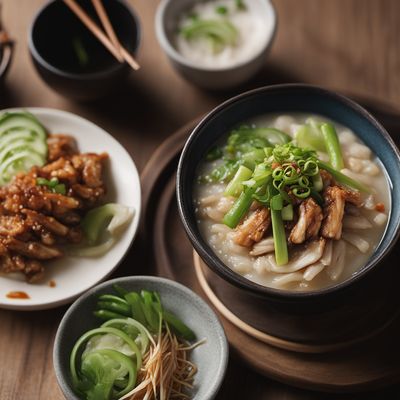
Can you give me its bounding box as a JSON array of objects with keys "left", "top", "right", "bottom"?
[
  {"left": 177, "top": 84, "right": 400, "bottom": 303},
  {"left": 155, "top": 0, "right": 277, "bottom": 89},
  {"left": 0, "top": 108, "right": 141, "bottom": 310},
  {"left": 54, "top": 276, "right": 228, "bottom": 400}
]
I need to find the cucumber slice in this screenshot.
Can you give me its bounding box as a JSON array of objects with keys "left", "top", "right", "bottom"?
[
  {"left": 0, "top": 151, "right": 45, "bottom": 185},
  {"left": 0, "top": 130, "right": 47, "bottom": 156},
  {"left": 0, "top": 140, "right": 44, "bottom": 165},
  {"left": 0, "top": 112, "right": 47, "bottom": 140}
]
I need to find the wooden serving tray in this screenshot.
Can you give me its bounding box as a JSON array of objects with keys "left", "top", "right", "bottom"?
[{"left": 140, "top": 107, "right": 400, "bottom": 392}]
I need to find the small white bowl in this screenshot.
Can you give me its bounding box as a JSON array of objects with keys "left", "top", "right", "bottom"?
[{"left": 155, "top": 0, "right": 277, "bottom": 90}]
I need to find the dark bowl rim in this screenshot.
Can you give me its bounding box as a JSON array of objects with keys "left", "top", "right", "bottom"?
[
  {"left": 177, "top": 83, "right": 400, "bottom": 300},
  {"left": 28, "top": 0, "right": 141, "bottom": 80},
  {"left": 53, "top": 275, "right": 229, "bottom": 400}
]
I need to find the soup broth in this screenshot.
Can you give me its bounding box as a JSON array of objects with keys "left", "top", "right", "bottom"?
[{"left": 194, "top": 114, "right": 390, "bottom": 291}]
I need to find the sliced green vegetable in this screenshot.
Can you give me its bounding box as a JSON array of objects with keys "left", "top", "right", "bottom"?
[
  {"left": 72, "top": 37, "right": 89, "bottom": 67},
  {"left": 79, "top": 349, "right": 136, "bottom": 400},
  {"left": 215, "top": 5, "right": 228, "bottom": 14},
  {"left": 81, "top": 203, "right": 133, "bottom": 245},
  {"left": 224, "top": 165, "right": 253, "bottom": 197},
  {"left": 102, "top": 318, "right": 151, "bottom": 355},
  {"left": 181, "top": 19, "right": 239, "bottom": 53},
  {"left": 141, "top": 290, "right": 161, "bottom": 332},
  {"left": 94, "top": 310, "right": 126, "bottom": 321},
  {"left": 321, "top": 123, "right": 344, "bottom": 170},
  {"left": 223, "top": 187, "right": 255, "bottom": 228},
  {"left": 124, "top": 292, "right": 147, "bottom": 327},
  {"left": 235, "top": 0, "right": 247, "bottom": 10},
  {"left": 70, "top": 326, "right": 142, "bottom": 394},
  {"left": 281, "top": 204, "right": 293, "bottom": 221},
  {"left": 163, "top": 311, "right": 196, "bottom": 341},
  {"left": 0, "top": 112, "right": 47, "bottom": 140},
  {"left": 318, "top": 160, "right": 371, "bottom": 192},
  {"left": 271, "top": 209, "right": 288, "bottom": 266},
  {"left": 295, "top": 119, "right": 325, "bottom": 151},
  {"left": 97, "top": 301, "right": 131, "bottom": 318}
]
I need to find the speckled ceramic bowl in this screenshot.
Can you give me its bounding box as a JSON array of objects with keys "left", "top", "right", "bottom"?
[
  {"left": 53, "top": 276, "right": 228, "bottom": 400},
  {"left": 177, "top": 84, "right": 400, "bottom": 344}
]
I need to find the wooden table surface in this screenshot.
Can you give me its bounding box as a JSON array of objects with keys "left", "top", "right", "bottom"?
[{"left": 1, "top": 0, "right": 400, "bottom": 399}]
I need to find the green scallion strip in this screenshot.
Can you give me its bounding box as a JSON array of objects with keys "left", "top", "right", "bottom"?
[
  {"left": 271, "top": 209, "right": 288, "bottom": 265},
  {"left": 281, "top": 204, "right": 293, "bottom": 221},
  {"left": 224, "top": 165, "right": 253, "bottom": 197},
  {"left": 312, "top": 173, "right": 323, "bottom": 192},
  {"left": 318, "top": 160, "right": 371, "bottom": 192},
  {"left": 270, "top": 194, "right": 283, "bottom": 211},
  {"left": 223, "top": 187, "right": 255, "bottom": 228},
  {"left": 321, "top": 123, "right": 344, "bottom": 170},
  {"left": 292, "top": 185, "right": 311, "bottom": 198}
]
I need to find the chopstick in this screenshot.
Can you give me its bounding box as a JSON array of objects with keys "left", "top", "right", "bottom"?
[
  {"left": 62, "top": 0, "right": 140, "bottom": 71},
  {"left": 91, "top": 0, "right": 140, "bottom": 71}
]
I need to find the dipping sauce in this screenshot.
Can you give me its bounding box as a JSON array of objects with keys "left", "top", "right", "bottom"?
[
  {"left": 6, "top": 291, "right": 30, "bottom": 299},
  {"left": 175, "top": 0, "right": 272, "bottom": 68}
]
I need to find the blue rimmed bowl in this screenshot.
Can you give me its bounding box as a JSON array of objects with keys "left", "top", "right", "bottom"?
[
  {"left": 54, "top": 276, "right": 228, "bottom": 400},
  {"left": 177, "top": 84, "right": 400, "bottom": 344}
]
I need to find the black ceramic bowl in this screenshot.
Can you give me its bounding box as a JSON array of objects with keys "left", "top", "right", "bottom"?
[
  {"left": 28, "top": 0, "right": 140, "bottom": 101},
  {"left": 177, "top": 84, "right": 400, "bottom": 345}
]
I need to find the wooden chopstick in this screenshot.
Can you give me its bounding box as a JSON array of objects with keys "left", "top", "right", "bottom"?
[
  {"left": 62, "top": 0, "right": 140, "bottom": 71},
  {"left": 91, "top": 0, "right": 140, "bottom": 71}
]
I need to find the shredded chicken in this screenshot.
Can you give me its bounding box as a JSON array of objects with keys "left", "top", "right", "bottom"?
[
  {"left": 234, "top": 208, "right": 270, "bottom": 247},
  {"left": 0, "top": 135, "right": 108, "bottom": 282},
  {"left": 321, "top": 186, "right": 346, "bottom": 240},
  {"left": 289, "top": 198, "right": 323, "bottom": 244}
]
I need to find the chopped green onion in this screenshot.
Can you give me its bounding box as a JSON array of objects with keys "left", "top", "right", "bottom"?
[
  {"left": 312, "top": 173, "right": 323, "bottom": 192},
  {"left": 215, "top": 5, "right": 228, "bottom": 14},
  {"left": 181, "top": 19, "right": 239, "bottom": 53},
  {"left": 94, "top": 309, "right": 126, "bottom": 321},
  {"left": 271, "top": 209, "right": 288, "bottom": 265},
  {"left": 205, "top": 146, "right": 223, "bottom": 161},
  {"left": 318, "top": 160, "right": 371, "bottom": 192},
  {"left": 223, "top": 187, "right": 255, "bottom": 228},
  {"left": 163, "top": 311, "right": 196, "bottom": 341},
  {"left": 124, "top": 292, "right": 147, "bottom": 327},
  {"left": 72, "top": 37, "right": 89, "bottom": 67},
  {"left": 270, "top": 194, "right": 283, "bottom": 211},
  {"left": 295, "top": 118, "right": 326, "bottom": 151},
  {"left": 224, "top": 165, "right": 253, "bottom": 197},
  {"left": 292, "top": 185, "right": 311, "bottom": 199},
  {"left": 235, "top": 0, "right": 247, "bottom": 10},
  {"left": 321, "top": 123, "right": 344, "bottom": 170},
  {"left": 281, "top": 204, "right": 293, "bottom": 221}
]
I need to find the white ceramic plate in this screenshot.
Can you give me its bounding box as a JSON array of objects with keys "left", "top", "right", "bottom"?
[{"left": 0, "top": 108, "right": 141, "bottom": 310}]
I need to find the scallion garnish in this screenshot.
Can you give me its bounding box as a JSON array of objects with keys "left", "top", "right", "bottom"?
[
  {"left": 215, "top": 5, "right": 228, "bottom": 15},
  {"left": 36, "top": 177, "right": 66, "bottom": 194}
]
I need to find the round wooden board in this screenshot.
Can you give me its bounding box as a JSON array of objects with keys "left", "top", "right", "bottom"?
[{"left": 140, "top": 108, "right": 400, "bottom": 393}]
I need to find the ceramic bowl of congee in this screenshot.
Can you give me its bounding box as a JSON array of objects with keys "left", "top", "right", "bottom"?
[
  {"left": 155, "top": 0, "right": 277, "bottom": 90},
  {"left": 177, "top": 84, "right": 400, "bottom": 345}
]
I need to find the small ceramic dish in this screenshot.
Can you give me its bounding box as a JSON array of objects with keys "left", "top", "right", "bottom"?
[
  {"left": 155, "top": 0, "right": 277, "bottom": 90},
  {"left": 0, "top": 108, "right": 141, "bottom": 311},
  {"left": 54, "top": 276, "right": 228, "bottom": 400},
  {"left": 176, "top": 84, "right": 400, "bottom": 344},
  {"left": 28, "top": 0, "right": 141, "bottom": 101}
]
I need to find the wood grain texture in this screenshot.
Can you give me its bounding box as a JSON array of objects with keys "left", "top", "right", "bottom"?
[{"left": 1, "top": 0, "right": 400, "bottom": 399}]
